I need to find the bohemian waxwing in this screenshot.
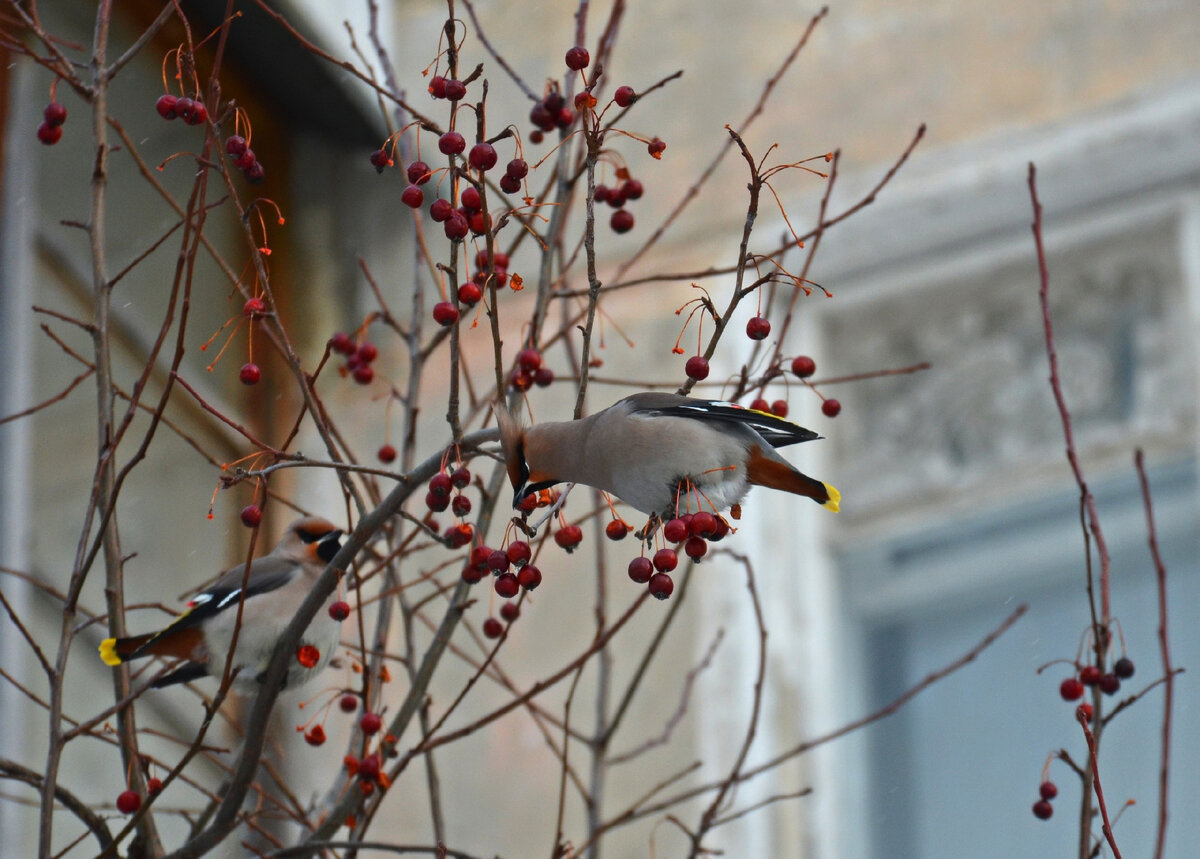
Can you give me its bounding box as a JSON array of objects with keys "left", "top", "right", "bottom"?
[
  {"left": 99, "top": 517, "right": 344, "bottom": 689},
  {"left": 497, "top": 393, "right": 840, "bottom": 518}
]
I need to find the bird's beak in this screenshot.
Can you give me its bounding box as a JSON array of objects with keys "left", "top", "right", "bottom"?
[{"left": 317, "top": 530, "right": 343, "bottom": 563}]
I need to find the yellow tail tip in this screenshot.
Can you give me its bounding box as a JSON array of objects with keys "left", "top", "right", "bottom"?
[
  {"left": 822, "top": 483, "right": 841, "bottom": 513},
  {"left": 99, "top": 638, "right": 122, "bottom": 666}
]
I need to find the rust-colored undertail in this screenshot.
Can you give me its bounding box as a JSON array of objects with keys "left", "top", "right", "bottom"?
[{"left": 745, "top": 446, "right": 840, "bottom": 512}]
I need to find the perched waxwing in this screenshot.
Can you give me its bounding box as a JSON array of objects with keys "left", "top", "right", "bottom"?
[
  {"left": 99, "top": 517, "right": 344, "bottom": 689},
  {"left": 497, "top": 393, "right": 840, "bottom": 518}
]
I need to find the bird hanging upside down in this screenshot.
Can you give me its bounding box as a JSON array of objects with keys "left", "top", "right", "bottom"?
[
  {"left": 99, "top": 517, "right": 344, "bottom": 689},
  {"left": 497, "top": 393, "right": 839, "bottom": 521}
]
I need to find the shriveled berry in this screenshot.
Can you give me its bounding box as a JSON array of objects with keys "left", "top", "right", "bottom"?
[
  {"left": 684, "top": 536, "right": 708, "bottom": 560},
  {"left": 401, "top": 185, "right": 424, "bottom": 208},
  {"left": 1032, "top": 799, "right": 1053, "bottom": 820},
  {"left": 1077, "top": 702, "right": 1094, "bottom": 723},
  {"left": 487, "top": 549, "right": 510, "bottom": 573},
  {"left": 611, "top": 209, "right": 635, "bottom": 234},
  {"left": 628, "top": 556, "right": 653, "bottom": 583},
  {"left": 469, "top": 142, "right": 498, "bottom": 171},
  {"left": 500, "top": 601, "right": 520, "bottom": 622},
  {"left": 241, "top": 504, "right": 262, "bottom": 527},
  {"left": 443, "top": 211, "right": 469, "bottom": 240},
  {"left": 555, "top": 524, "right": 583, "bottom": 552},
  {"left": 746, "top": 316, "right": 771, "bottom": 340},
  {"left": 791, "top": 355, "right": 816, "bottom": 378},
  {"left": 305, "top": 725, "right": 327, "bottom": 746},
  {"left": 116, "top": 789, "right": 141, "bottom": 815},
  {"left": 403, "top": 161, "right": 429, "bottom": 185},
  {"left": 648, "top": 572, "right": 674, "bottom": 600},
  {"left": 1039, "top": 781, "right": 1058, "bottom": 800},
  {"left": 483, "top": 616, "right": 504, "bottom": 639},
  {"left": 606, "top": 520, "right": 629, "bottom": 541},
  {"left": 360, "top": 712, "right": 382, "bottom": 735},
  {"left": 432, "top": 301, "right": 459, "bottom": 326},
  {"left": 565, "top": 46, "right": 590, "bottom": 70},
  {"left": 647, "top": 137, "right": 666, "bottom": 158},
  {"left": 821, "top": 399, "right": 841, "bottom": 418},
  {"left": 685, "top": 355, "right": 710, "bottom": 381},
  {"left": 438, "top": 131, "right": 466, "bottom": 155},
  {"left": 430, "top": 198, "right": 453, "bottom": 222},
  {"left": 329, "top": 600, "right": 351, "bottom": 621},
  {"left": 663, "top": 518, "right": 689, "bottom": 544},
  {"left": 517, "top": 564, "right": 542, "bottom": 590},
  {"left": 369, "top": 149, "right": 391, "bottom": 172},
  {"left": 494, "top": 572, "right": 519, "bottom": 598},
  {"left": 244, "top": 161, "right": 266, "bottom": 184},
  {"left": 506, "top": 541, "right": 532, "bottom": 567},
  {"left": 652, "top": 548, "right": 678, "bottom": 572},
  {"left": 357, "top": 753, "right": 381, "bottom": 783},
  {"left": 447, "top": 523, "right": 473, "bottom": 547},
  {"left": 155, "top": 94, "right": 179, "bottom": 119},
  {"left": 1114, "top": 657, "right": 1135, "bottom": 678},
  {"left": 614, "top": 85, "right": 637, "bottom": 107},
  {"left": 1059, "top": 678, "right": 1084, "bottom": 701}
]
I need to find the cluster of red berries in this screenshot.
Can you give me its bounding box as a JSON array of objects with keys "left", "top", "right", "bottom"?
[
  {"left": 424, "top": 176, "right": 492, "bottom": 242},
  {"left": 155, "top": 93, "right": 208, "bottom": 126},
  {"left": 510, "top": 347, "right": 554, "bottom": 391},
  {"left": 528, "top": 87, "right": 576, "bottom": 144},
  {"left": 780, "top": 354, "right": 842, "bottom": 418},
  {"left": 224, "top": 135, "right": 264, "bottom": 184},
  {"left": 344, "top": 751, "right": 387, "bottom": 795},
  {"left": 1058, "top": 657, "right": 1134, "bottom": 702},
  {"left": 595, "top": 177, "right": 644, "bottom": 234},
  {"left": 1031, "top": 780, "right": 1058, "bottom": 820},
  {"left": 37, "top": 101, "right": 67, "bottom": 145},
  {"left": 748, "top": 396, "right": 790, "bottom": 418},
  {"left": 483, "top": 599, "right": 521, "bottom": 640},
  {"left": 428, "top": 74, "right": 470, "bottom": 102},
  {"left": 425, "top": 464, "right": 474, "bottom": 520},
  {"left": 462, "top": 539, "right": 543, "bottom": 598},
  {"left": 115, "top": 776, "right": 163, "bottom": 815},
  {"left": 330, "top": 332, "right": 379, "bottom": 385},
  {"left": 627, "top": 511, "right": 731, "bottom": 600}
]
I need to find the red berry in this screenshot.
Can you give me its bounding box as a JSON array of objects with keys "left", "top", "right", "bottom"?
[
  {"left": 147, "top": 777, "right": 163, "bottom": 795},
  {"left": 750, "top": 397, "right": 769, "bottom": 412},
  {"left": 458, "top": 186, "right": 481, "bottom": 212},
  {"left": 556, "top": 107, "right": 576, "bottom": 128},
  {"left": 621, "top": 179, "right": 644, "bottom": 200},
  {"left": 116, "top": 789, "right": 141, "bottom": 815},
  {"left": 450, "top": 466, "right": 471, "bottom": 489},
  {"left": 244, "top": 161, "right": 265, "bottom": 184},
  {"left": 447, "top": 523, "right": 473, "bottom": 547},
  {"left": 647, "top": 137, "right": 667, "bottom": 158},
  {"left": 606, "top": 520, "right": 629, "bottom": 541},
  {"left": 356, "top": 342, "right": 378, "bottom": 363},
  {"left": 1080, "top": 665, "right": 1102, "bottom": 686},
  {"left": 821, "top": 399, "right": 841, "bottom": 418},
  {"left": 1059, "top": 678, "right": 1084, "bottom": 701},
  {"left": 614, "top": 86, "right": 637, "bottom": 107},
  {"left": 648, "top": 572, "right": 674, "bottom": 600},
  {"left": 357, "top": 753, "right": 381, "bottom": 783},
  {"left": 44, "top": 102, "right": 67, "bottom": 126},
  {"left": 461, "top": 562, "right": 484, "bottom": 584},
  {"left": 565, "top": 46, "right": 590, "bottom": 70},
  {"left": 530, "top": 129, "right": 545, "bottom": 144},
  {"left": 1099, "top": 673, "right": 1121, "bottom": 695},
  {"left": 185, "top": 101, "right": 208, "bottom": 125},
  {"left": 506, "top": 540, "right": 532, "bottom": 567},
  {"left": 174, "top": 97, "right": 195, "bottom": 121},
  {"left": 746, "top": 316, "right": 771, "bottom": 340},
  {"left": 360, "top": 712, "right": 382, "bottom": 735},
  {"left": 36, "top": 122, "right": 62, "bottom": 145},
  {"left": 1032, "top": 799, "right": 1053, "bottom": 820},
  {"left": 487, "top": 549, "right": 510, "bottom": 573},
  {"left": 1039, "top": 781, "right": 1058, "bottom": 800},
  {"left": 225, "top": 135, "right": 247, "bottom": 156},
  {"left": 628, "top": 556, "right": 653, "bottom": 583},
  {"left": 468, "top": 210, "right": 491, "bottom": 235},
  {"left": 500, "top": 173, "right": 522, "bottom": 194},
  {"left": 710, "top": 516, "right": 730, "bottom": 541},
  {"left": 428, "top": 472, "right": 452, "bottom": 498},
  {"left": 443, "top": 211, "right": 469, "bottom": 240},
  {"left": 430, "top": 198, "right": 453, "bottom": 222},
  {"left": 610, "top": 209, "right": 635, "bottom": 234},
  {"left": 329, "top": 332, "right": 354, "bottom": 355},
  {"left": 444, "top": 79, "right": 467, "bottom": 101},
  {"left": 1114, "top": 657, "right": 1135, "bottom": 678},
  {"left": 156, "top": 94, "right": 179, "bottom": 119},
  {"left": 517, "top": 348, "right": 542, "bottom": 373},
  {"left": 469, "top": 142, "right": 498, "bottom": 171},
  {"left": 457, "top": 282, "right": 482, "bottom": 305},
  {"left": 329, "top": 600, "right": 351, "bottom": 621},
  {"left": 689, "top": 512, "right": 717, "bottom": 538},
  {"left": 305, "top": 725, "right": 327, "bottom": 746},
  {"left": 684, "top": 536, "right": 708, "bottom": 560},
  {"left": 451, "top": 494, "right": 472, "bottom": 517},
  {"left": 432, "top": 301, "right": 460, "bottom": 326},
  {"left": 438, "top": 131, "right": 465, "bottom": 155},
  {"left": 517, "top": 564, "right": 542, "bottom": 590},
  {"left": 530, "top": 103, "right": 555, "bottom": 131},
  {"left": 771, "top": 399, "right": 789, "bottom": 418},
  {"left": 791, "top": 355, "right": 816, "bottom": 378},
  {"left": 352, "top": 364, "right": 374, "bottom": 385},
  {"left": 369, "top": 149, "right": 391, "bottom": 172},
  {"left": 606, "top": 187, "right": 627, "bottom": 208},
  {"left": 401, "top": 185, "right": 424, "bottom": 208},
  {"left": 243, "top": 297, "right": 266, "bottom": 317},
  {"left": 234, "top": 148, "right": 257, "bottom": 170},
  {"left": 240, "top": 504, "right": 262, "bottom": 527},
  {"left": 506, "top": 158, "right": 529, "bottom": 179},
  {"left": 494, "top": 572, "right": 519, "bottom": 598},
  {"left": 534, "top": 367, "right": 555, "bottom": 387},
  {"left": 483, "top": 617, "right": 504, "bottom": 639},
  {"left": 426, "top": 491, "right": 449, "bottom": 513},
  {"left": 374, "top": 443, "right": 396, "bottom": 465},
  {"left": 407, "top": 161, "right": 431, "bottom": 185},
  {"left": 685, "top": 355, "right": 710, "bottom": 381},
  {"left": 428, "top": 75, "right": 448, "bottom": 99},
  {"left": 652, "top": 548, "right": 678, "bottom": 572},
  {"left": 340, "top": 694, "right": 358, "bottom": 712},
  {"left": 500, "top": 601, "right": 520, "bottom": 622},
  {"left": 1077, "top": 702, "right": 1094, "bottom": 723},
  {"left": 555, "top": 524, "right": 583, "bottom": 552},
  {"left": 663, "top": 518, "right": 688, "bottom": 543}
]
